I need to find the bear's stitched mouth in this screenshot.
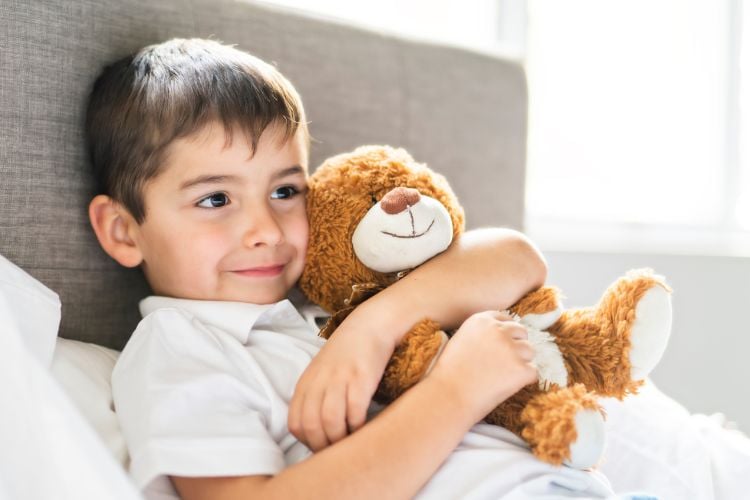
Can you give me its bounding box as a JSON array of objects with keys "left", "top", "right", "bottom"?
[{"left": 381, "top": 218, "right": 435, "bottom": 239}]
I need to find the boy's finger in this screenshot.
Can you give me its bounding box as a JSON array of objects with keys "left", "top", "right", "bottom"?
[
  {"left": 288, "top": 376, "right": 311, "bottom": 441},
  {"left": 301, "top": 388, "right": 330, "bottom": 452},
  {"left": 517, "top": 340, "right": 536, "bottom": 362},
  {"left": 287, "top": 389, "right": 305, "bottom": 442},
  {"left": 321, "top": 385, "right": 348, "bottom": 445},
  {"left": 508, "top": 324, "right": 528, "bottom": 340},
  {"left": 346, "top": 383, "right": 371, "bottom": 434}
]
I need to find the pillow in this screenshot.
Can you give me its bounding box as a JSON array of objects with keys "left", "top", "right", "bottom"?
[
  {"left": 0, "top": 253, "right": 61, "bottom": 366},
  {"left": 0, "top": 297, "right": 140, "bottom": 500},
  {"left": 51, "top": 337, "right": 129, "bottom": 467}
]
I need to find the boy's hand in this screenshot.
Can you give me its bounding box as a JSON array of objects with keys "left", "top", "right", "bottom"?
[
  {"left": 289, "top": 309, "right": 537, "bottom": 451},
  {"left": 426, "top": 311, "right": 538, "bottom": 420},
  {"left": 288, "top": 321, "right": 394, "bottom": 452}
]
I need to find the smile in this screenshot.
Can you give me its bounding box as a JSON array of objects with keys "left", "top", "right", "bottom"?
[
  {"left": 381, "top": 219, "right": 435, "bottom": 239},
  {"left": 233, "top": 265, "right": 285, "bottom": 278}
]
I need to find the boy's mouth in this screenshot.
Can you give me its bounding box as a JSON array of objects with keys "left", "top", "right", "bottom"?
[{"left": 233, "top": 264, "right": 285, "bottom": 278}]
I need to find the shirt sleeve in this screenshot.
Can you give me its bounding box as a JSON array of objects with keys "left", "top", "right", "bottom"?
[{"left": 112, "top": 308, "right": 285, "bottom": 490}]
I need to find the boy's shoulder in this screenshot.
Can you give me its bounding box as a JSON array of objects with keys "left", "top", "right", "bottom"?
[{"left": 116, "top": 303, "right": 215, "bottom": 371}]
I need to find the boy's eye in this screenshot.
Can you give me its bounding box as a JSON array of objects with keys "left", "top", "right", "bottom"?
[
  {"left": 197, "top": 193, "right": 230, "bottom": 208},
  {"left": 271, "top": 185, "right": 300, "bottom": 200}
]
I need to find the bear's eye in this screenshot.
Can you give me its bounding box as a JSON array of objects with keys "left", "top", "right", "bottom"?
[{"left": 370, "top": 194, "right": 378, "bottom": 206}]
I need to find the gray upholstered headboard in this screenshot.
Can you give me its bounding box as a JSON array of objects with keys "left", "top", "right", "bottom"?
[{"left": 0, "top": 0, "right": 527, "bottom": 350}]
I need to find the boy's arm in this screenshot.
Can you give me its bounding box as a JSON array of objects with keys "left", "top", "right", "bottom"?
[
  {"left": 289, "top": 227, "right": 547, "bottom": 450},
  {"left": 172, "top": 311, "right": 537, "bottom": 500},
  {"left": 372, "top": 227, "right": 548, "bottom": 331}
]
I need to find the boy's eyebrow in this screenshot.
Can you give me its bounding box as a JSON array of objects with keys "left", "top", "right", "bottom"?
[
  {"left": 179, "top": 175, "right": 240, "bottom": 191},
  {"left": 179, "top": 166, "right": 305, "bottom": 191},
  {"left": 273, "top": 165, "right": 306, "bottom": 179}
]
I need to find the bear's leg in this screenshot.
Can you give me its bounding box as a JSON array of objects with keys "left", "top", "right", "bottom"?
[
  {"left": 627, "top": 278, "right": 673, "bottom": 380},
  {"left": 552, "top": 270, "right": 672, "bottom": 398},
  {"left": 594, "top": 269, "right": 673, "bottom": 385},
  {"left": 374, "top": 318, "right": 448, "bottom": 403},
  {"left": 520, "top": 384, "right": 605, "bottom": 469},
  {"left": 485, "top": 384, "right": 605, "bottom": 469}
]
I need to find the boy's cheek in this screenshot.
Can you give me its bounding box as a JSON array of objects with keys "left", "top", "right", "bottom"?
[{"left": 294, "top": 211, "right": 310, "bottom": 251}]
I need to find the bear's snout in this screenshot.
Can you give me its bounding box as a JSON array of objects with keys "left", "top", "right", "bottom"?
[{"left": 380, "top": 187, "right": 421, "bottom": 214}]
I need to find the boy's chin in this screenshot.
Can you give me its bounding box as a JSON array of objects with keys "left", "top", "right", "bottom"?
[
  {"left": 220, "top": 288, "right": 289, "bottom": 305},
  {"left": 156, "top": 279, "right": 293, "bottom": 304}
]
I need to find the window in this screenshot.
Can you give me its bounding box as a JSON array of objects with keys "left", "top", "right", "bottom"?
[
  {"left": 525, "top": 0, "right": 750, "bottom": 255},
  {"left": 738, "top": 0, "right": 750, "bottom": 231},
  {"left": 262, "top": 0, "right": 750, "bottom": 255}
]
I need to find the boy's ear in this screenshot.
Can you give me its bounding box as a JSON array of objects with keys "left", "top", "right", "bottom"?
[{"left": 88, "top": 195, "right": 144, "bottom": 268}]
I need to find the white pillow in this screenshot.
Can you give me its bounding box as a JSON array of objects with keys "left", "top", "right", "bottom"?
[
  {"left": 0, "top": 296, "right": 141, "bottom": 500},
  {"left": 0, "top": 253, "right": 61, "bottom": 366},
  {"left": 51, "top": 337, "right": 129, "bottom": 468}
]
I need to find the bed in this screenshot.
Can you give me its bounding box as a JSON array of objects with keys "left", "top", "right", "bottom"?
[{"left": 1, "top": 1, "right": 748, "bottom": 498}]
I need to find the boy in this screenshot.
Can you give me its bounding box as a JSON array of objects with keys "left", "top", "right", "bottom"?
[{"left": 86, "top": 38, "right": 616, "bottom": 499}]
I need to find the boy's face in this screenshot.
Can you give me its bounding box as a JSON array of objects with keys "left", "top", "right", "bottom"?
[{"left": 131, "top": 123, "right": 309, "bottom": 304}]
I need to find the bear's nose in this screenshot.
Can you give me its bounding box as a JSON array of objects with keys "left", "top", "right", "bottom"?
[{"left": 380, "top": 187, "right": 421, "bottom": 214}]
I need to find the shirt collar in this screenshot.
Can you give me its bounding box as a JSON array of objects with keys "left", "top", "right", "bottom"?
[{"left": 139, "top": 296, "right": 307, "bottom": 344}]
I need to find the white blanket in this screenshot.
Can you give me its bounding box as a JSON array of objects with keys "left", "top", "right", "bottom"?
[{"left": 600, "top": 381, "right": 750, "bottom": 499}]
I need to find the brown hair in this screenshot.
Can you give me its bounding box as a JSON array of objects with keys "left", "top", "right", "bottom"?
[{"left": 85, "top": 38, "right": 307, "bottom": 222}]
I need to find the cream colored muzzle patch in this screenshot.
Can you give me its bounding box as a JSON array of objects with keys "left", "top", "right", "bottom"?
[{"left": 352, "top": 195, "right": 453, "bottom": 273}]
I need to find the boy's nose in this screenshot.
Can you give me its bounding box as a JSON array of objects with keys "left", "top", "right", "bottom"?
[
  {"left": 380, "top": 187, "right": 421, "bottom": 214},
  {"left": 242, "top": 206, "right": 284, "bottom": 247}
]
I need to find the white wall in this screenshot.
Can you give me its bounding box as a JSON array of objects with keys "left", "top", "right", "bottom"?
[{"left": 545, "top": 251, "right": 750, "bottom": 432}]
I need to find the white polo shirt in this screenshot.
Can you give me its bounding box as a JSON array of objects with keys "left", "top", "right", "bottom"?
[
  {"left": 112, "top": 296, "right": 325, "bottom": 499},
  {"left": 113, "top": 296, "right": 620, "bottom": 500}
]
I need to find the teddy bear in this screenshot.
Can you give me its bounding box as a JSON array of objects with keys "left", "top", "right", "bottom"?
[{"left": 298, "top": 145, "right": 673, "bottom": 468}]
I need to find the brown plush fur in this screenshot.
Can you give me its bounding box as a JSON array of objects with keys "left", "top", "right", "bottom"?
[
  {"left": 299, "top": 146, "right": 464, "bottom": 314},
  {"left": 487, "top": 383, "right": 602, "bottom": 465},
  {"left": 300, "top": 145, "right": 671, "bottom": 467},
  {"left": 376, "top": 318, "right": 445, "bottom": 402},
  {"left": 550, "top": 270, "right": 672, "bottom": 399},
  {"left": 509, "top": 286, "right": 562, "bottom": 317},
  {"left": 521, "top": 384, "right": 601, "bottom": 465}
]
